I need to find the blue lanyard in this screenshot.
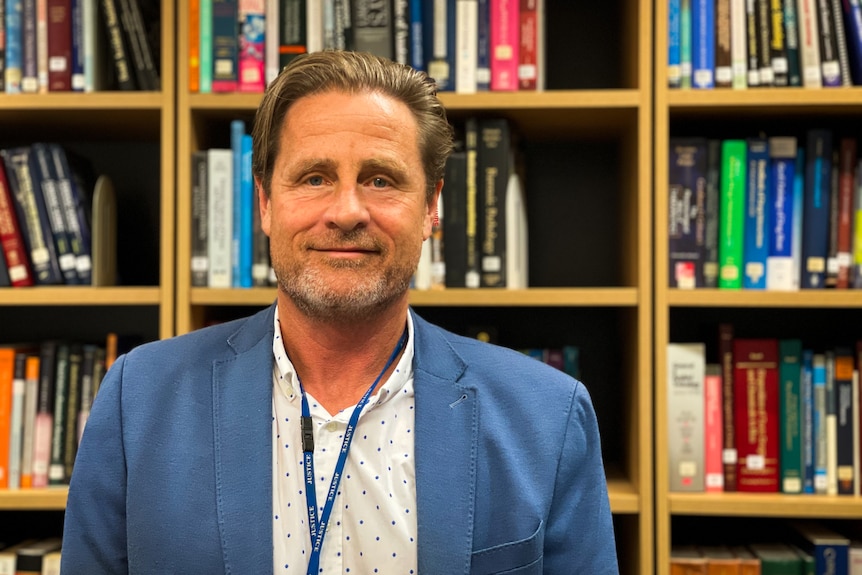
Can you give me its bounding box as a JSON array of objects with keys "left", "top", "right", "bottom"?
[{"left": 298, "top": 326, "right": 408, "bottom": 575}]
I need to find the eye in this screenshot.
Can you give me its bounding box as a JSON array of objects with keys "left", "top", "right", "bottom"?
[
  {"left": 306, "top": 175, "right": 325, "bottom": 186},
  {"left": 370, "top": 177, "right": 390, "bottom": 189}
]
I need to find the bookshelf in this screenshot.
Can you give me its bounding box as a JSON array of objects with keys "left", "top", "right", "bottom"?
[
  {"left": 0, "top": 0, "right": 176, "bottom": 533},
  {"left": 175, "top": 1, "right": 653, "bottom": 573},
  {"left": 653, "top": 2, "right": 862, "bottom": 574}
]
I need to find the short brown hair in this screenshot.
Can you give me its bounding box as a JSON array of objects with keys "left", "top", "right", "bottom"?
[{"left": 252, "top": 50, "right": 454, "bottom": 203}]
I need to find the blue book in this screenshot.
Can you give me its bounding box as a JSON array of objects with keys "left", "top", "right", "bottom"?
[
  {"left": 844, "top": 0, "right": 862, "bottom": 84},
  {"left": 668, "top": 0, "right": 682, "bottom": 87},
  {"left": 743, "top": 138, "right": 770, "bottom": 289},
  {"left": 5, "top": 0, "right": 23, "bottom": 93},
  {"left": 766, "top": 137, "right": 797, "bottom": 290},
  {"left": 476, "top": 0, "right": 491, "bottom": 91},
  {"left": 812, "top": 354, "right": 827, "bottom": 494},
  {"left": 410, "top": 0, "right": 425, "bottom": 71},
  {"left": 691, "top": 0, "right": 715, "bottom": 88},
  {"left": 791, "top": 148, "right": 805, "bottom": 291},
  {"left": 239, "top": 133, "right": 254, "bottom": 288},
  {"left": 801, "top": 130, "right": 833, "bottom": 289},
  {"left": 230, "top": 119, "right": 245, "bottom": 288},
  {"left": 801, "top": 349, "right": 815, "bottom": 494},
  {"left": 71, "top": 0, "right": 85, "bottom": 91},
  {"left": 790, "top": 521, "right": 849, "bottom": 575}
]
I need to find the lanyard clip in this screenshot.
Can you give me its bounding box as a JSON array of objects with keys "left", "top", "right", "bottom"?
[{"left": 301, "top": 416, "right": 315, "bottom": 452}]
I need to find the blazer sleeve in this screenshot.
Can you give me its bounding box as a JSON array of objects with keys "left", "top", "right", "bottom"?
[
  {"left": 61, "top": 354, "right": 130, "bottom": 574},
  {"left": 544, "top": 381, "right": 619, "bottom": 574}
]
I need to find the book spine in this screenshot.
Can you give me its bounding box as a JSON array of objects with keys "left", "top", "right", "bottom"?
[
  {"left": 199, "top": 0, "right": 213, "bottom": 92},
  {"left": 63, "top": 343, "right": 82, "bottom": 481},
  {"left": 797, "top": 0, "right": 823, "bottom": 85},
  {"left": 835, "top": 138, "right": 856, "bottom": 288},
  {"left": 2, "top": 147, "right": 63, "bottom": 285},
  {"left": 692, "top": 0, "right": 716, "bottom": 87},
  {"left": 100, "top": 0, "right": 136, "bottom": 89},
  {"left": 705, "top": 364, "right": 725, "bottom": 492},
  {"left": 766, "top": 136, "right": 797, "bottom": 291},
  {"left": 715, "top": 0, "right": 733, "bottom": 86},
  {"left": 817, "top": 0, "right": 843, "bottom": 84},
  {"left": 835, "top": 348, "right": 855, "bottom": 494},
  {"left": 20, "top": 354, "right": 40, "bottom": 488},
  {"left": 720, "top": 328, "right": 737, "bottom": 493},
  {"left": 82, "top": 0, "right": 100, "bottom": 92},
  {"left": 733, "top": 338, "right": 780, "bottom": 492},
  {"left": 277, "top": 0, "right": 306, "bottom": 70},
  {"left": 477, "top": 118, "right": 510, "bottom": 288},
  {"left": 769, "top": 0, "right": 789, "bottom": 85},
  {"left": 230, "top": 119, "right": 244, "bottom": 287},
  {"left": 517, "top": 0, "right": 537, "bottom": 90},
  {"left": 351, "top": 0, "right": 394, "bottom": 59},
  {"left": 5, "top": 0, "right": 23, "bottom": 92},
  {"left": 48, "top": 342, "right": 69, "bottom": 486},
  {"left": 47, "top": 0, "right": 72, "bottom": 91},
  {"left": 38, "top": 0, "right": 49, "bottom": 92},
  {"left": 813, "top": 352, "right": 828, "bottom": 493},
  {"left": 0, "top": 0, "right": 7, "bottom": 92},
  {"left": 779, "top": 339, "right": 804, "bottom": 493},
  {"left": 784, "top": 0, "right": 802, "bottom": 85},
  {"left": 21, "top": 0, "right": 37, "bottom": 92},
  {"left": 77, "top": 344, "right": 96, "bottom": 443},
  {"left": 825, "top": 350, "right": 838, "bottom": 495},
  {"left": 669, "top": 0, "right": 682, "bottom": 87},
  {"left": 746, "top": 0, "right": 763, "bottom": 85},
  {"left": 189, "top": 0, "right": 200, "bottom": 91},
  {"left": 718, "top": 139, "right": 747, "bottom": 289},
  {"left": 239, "top": 133, "right": 253, "bottom": 288},
  {"left": 832, "top": 0, "right": 854, "bottom": 86},
  {"left": 0, "top": 162, "right": 34, "bottom": 287},
  {"left": 0, "top": 349, "right": 14, "bottom": 489},
  {"left": 704, "top": 139, "right": 721, "bottom": 287},
  {"left": 791, "top": 147, "right": 805, "bottom": 290},
  {"left": 801, "top": 349, "right": 815, "bottom": 492},
  {"left": 31, "top": 143, "right": 79, "bottom": 284},
  {"left": 238, "top": 0, "right": 264, "bottom": 92},
  {"left": 455, "top": 0, "right": 478, "bottom": 94},
  {"left": 681, "top": 0, "right": 692, "bottom": 87},
  {"left": 464, "top": 118, "right": 480, "bottom": 288},
  {"left": 211, "top": 0, "right": 238, "bottom": 92},
  {"left": 442, "top": 149, "right": 467, "bottom": 288},
  {"left": 854, "top": 157, "right": 862, "bottom": 288},
  {"left": 9, "top": 352, "right": 29, "bottom": 489},
  {"left": 191, "top": 150, "right": 209, "bottom": 287},
  {"left": 251, "top": 154, "right": 268, "bottom": 287},
  {"left": 71, "top": 0, "right": 84, "bottom": 90},
  {"left": 409, "top": 0, "right": 425, "bottom": 71},
  {"left": 50, "top": 144, "right": 92, "bottom": 284},
  {"left": 32, "top": 340, "right": 56, "bottom": 488},
  {"left": 844, "top": 0, "right": 862, "bottom": 84},
  {"left": 756, "top": 0, "right": 775, "bottom": 84},
  {"left": 207, "top": 148, "right": 233, "bottom": 288},
  {"left": 801, "top": 129, "right": 833, "bottom": 289},
  {"left": 125, "top": 0, "right": 160, "bottom": 90},
  {"left": 489, "top": 0, "right": 518, "bottom": 91},
  {"left": 731, "top": 0, "right": 749, "bottom": 87},
  {"left": 668, "top": 138, "right": 708, "bottom": 288},
  {"left": 667, "top": 343, "right": 707, "bottom": 492},
  {"left": 742, "top": 137, "right": 769, "bottom": 290},
  {"left": 392, "top": 0, "right": 409, "bottom": 65}
]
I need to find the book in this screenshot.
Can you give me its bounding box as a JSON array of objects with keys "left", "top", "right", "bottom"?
[
  {"left": 352, "top": 0, "right": 393, "bottom": 59},
  {"left": 669, "top": 0, "right": 682, "bottom": 87},
  {"left": 749, "top": 543, "right": 803, "bottom": 575},
  {"left": 844, "top": 0, "right": 862, "bottom": 84},
  {"left": 48, "top": 342, "right": 70, "bottom": 486},
  {"left": 671, "top": 545, "right": 708, "bottom": 574},
  {"left": 835, "top": 138, "right": 856, "bottom": 288},
  {"left": 765, "top": 137, "right": 797, "bottom": 291},
  {"left": 191, "top": 150, "right": 209, "bottom": 287},
  {"left": 834, "top": 347, "right": 855, "bottom": 494},
  {"left": 0, "top": 160, "right": 34, "bottom": 287},
  {"left": 743, "top": 138, "right": 769, "bottom": 290},
  {"left": 14, "top": 537, "right": 62, "bottom": 574},
  {"left": 756, "top": 0, "right": 774, "bottom": 84},
  {"left": 477, "top": 118, "right": 512, "bottom": 288},
  {"left": 207, "top": 148, "right": 233, "bottom": 287},
  {"left": 277, "top": 0, "right": 307, "bottom": 70},
  {"left": 790, "top": 521, "right": 849, "bottom": 574},
  {"left": 0, "top": 347, "right": 17, "bottom": 489},
  {"left": 211, "top": 0, "right": 238, "bottom": 92},
  {"left": 681, "top": 0, "right": 693, "bottom": 88},
  {"left": 392, "top": 0, "right": 409, "bottom": 66},
  {"left": 99, "top": 0, "right": 136, "bottom": 89},
  {"left": 63, "top": 343, "right": 83, "bottom": 480},
  {"left": 667, "top": 342, "right": 706, "bottom": 492},
  {"left": 801, "top": 130, "right": 833, "bottom": 289},
  {"left": 31, "top": 340, "right": 56, "bottom": 488},
  {"left": 704, "top": 364, "right": 724, "bottom": 492},
  {"left": 704, "top": 139, "right": 721, "bottom": 287},
  {"left": 797, "top": 0, "right": 823, "bottom": 85},
  {"left": 816, "top": 0, "right": 843, "bottom": 85},
  {"left": 237, "top": 0, "right": 264, "bottom": 92},
  {"left": 830, "top": 0, "right": 853, "bottom": 85},
  {"left": 700, "top": 544, "right": 742, "bottom": 573},
  {"left": 50, "top": 143, "right": 93, "bottom": 284},
  {"left": 768, "top": 0, "right": 789, "bottom": 86},
  {"left": 802, "top": 349, "right": 815, "bottom": 493},
  {"left": 489, "top": 0, "right": 518, "bottom": 90},
  {"left": 517, "top": 0, "right": 540, "bottom": 91},
  {"left": 718, "top": 139, "right": 747, "bottom": 289},
  {"left": 691, "top": 0, "right": 715, "bottom": 87},
  {"left": 784, "top": 0, "right": 803, "bottom": 85},
  {"left": 424, "top": 0, "right": 455, "bottom": 91},
  {"left": 813, "top": 352, "right": 828, "bottom": 493},
  {"left": 47, "top": 0, "right": 73, "bottom": 91},
  {"left": 5, "top": 0, "right": 24, "bottom": 93},
  {"left": 733, "top": 338, "right": 780, "bottom": 492},
  {"left": 230, "top": 119, "right": 245, "bottom": 288},
  {"left": 668, "top": 138, "right": 708, "bottom": 288},
  {"left": 442, "top": 147, "right": 467, "bottom": 288},
  {"left": 464, "top": 118, "right": 480, "bottom": 288},
  {"left": 719, "top": 322, "right": 738, "bottom": 491},
  {"left": 715, "top": 0, "right": 733, "bottom": 87},
  {"left": 8, "top": 350, "right": 30, "bottom": 489},
  {"left": 779, "top": 338, "right": 804, "bottom": 493},
  {"left": 1, "top": 147, "right": 63, "bottom": 285},
  {"left": 20, "top": 354, "right": 40, "bottom": 488},
  {"left": 731, "top": 0, "right": 748, "bottom": 88},
  {"left": 455, "top": 0, "right": 478, "bottom": 94},
  {"left": 31, "top": 142, "right": 79, "bottom": 284}
]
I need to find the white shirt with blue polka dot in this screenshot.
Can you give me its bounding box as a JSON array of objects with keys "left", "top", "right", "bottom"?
[{"left": 272, "top": 308, "right": 418, "bottom": 574}]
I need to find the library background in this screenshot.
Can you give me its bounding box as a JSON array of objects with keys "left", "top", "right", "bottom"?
[{"left": 0, "top": 0, "right": 861, "bottom": 573}]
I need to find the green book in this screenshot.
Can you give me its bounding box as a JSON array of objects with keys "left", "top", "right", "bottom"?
[
  {"left": 718, "top": 139, "right": 747, "bottom": 289},
  {"left": 750, "top": 543, "right": 803, "bottom": 575},
  {"left": 780, "top": 339, "right": 804, "bottom": 493}
]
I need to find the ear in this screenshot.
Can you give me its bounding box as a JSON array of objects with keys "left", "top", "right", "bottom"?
[
  {"left": 423, "top": 179, "right": 444, "bottom": 241},
  {"left": 256, "top": 177, "right": 272, "bottom": 237}
]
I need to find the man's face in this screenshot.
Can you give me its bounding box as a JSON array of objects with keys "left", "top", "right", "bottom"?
[{"left": 260, "top": 89, "right": 440, "bottom": 321}]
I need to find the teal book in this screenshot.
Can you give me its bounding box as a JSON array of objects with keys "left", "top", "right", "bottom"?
[{"left": 779, "top": 339, "right": 803, "bottom": 493}]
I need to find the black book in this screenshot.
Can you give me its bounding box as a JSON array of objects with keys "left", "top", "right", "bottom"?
[{"left": 442, "top": 146, "right": 467, "bottom": 288}]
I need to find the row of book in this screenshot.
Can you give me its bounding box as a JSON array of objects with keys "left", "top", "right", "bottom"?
[
  {"left": 0, "top": 338, "right": 119, "bottom": 491},
  {"left": 668, "top": 132, "right": 862, "bottom": 290},
  {"left": 1, "top": 0, "right": 161, "bottom": 94},
  {"left": 668, "top": 329, "right": 862, "bottom": 496},
  {"left": 671, "top": 522, "right": 862, "bottom": 574},
  {"left": 0, "top": 145, "right": 117, "bottom": 288},
  {"left": 192, "top": 116, "right": 529, "bottom": 290},
  {"left": 667, "top": 0, "right": 862, "bottom": 88},
  {"left": 191, "top": 0, "right": 545, "bottom": 94},
  {"left": 0, "top": 538, "right": 62, "bottom": 575}
]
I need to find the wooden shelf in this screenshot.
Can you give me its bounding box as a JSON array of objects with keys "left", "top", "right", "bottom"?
[
  {"left": 0, "top": 287, "right": 162, "bottom": 306},
  {"left": 0, "top": 489, "right": 68, "bottom": 510},
  {"left": 189, "top": 287, "right": 641, "bottom": 307},
  {"left": 669, "top": 493, "right": 862, "bottom": 518},
  {"left": 0, "top": 93, "right": 165, "bottom": 110},
  {"left": 667, "top": 87, "right": 862, "bottom": 109},
  {"left": 666, "top": 289, "right": 862, "bottom": 307},
  {"left": 608, "top": 467, "right": 640, "bottom": 515}
]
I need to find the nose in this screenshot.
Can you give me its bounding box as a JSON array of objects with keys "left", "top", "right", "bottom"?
[{"left": 324, "top": 180, "right": 371, "bottom": 231}]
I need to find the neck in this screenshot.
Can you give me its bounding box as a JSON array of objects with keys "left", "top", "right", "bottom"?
[{"left": 276, "top": 294, "right": 410, "bottom": 414}]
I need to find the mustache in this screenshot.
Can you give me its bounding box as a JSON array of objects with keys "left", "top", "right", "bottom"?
[{"left": 305, "top": 230, "right": 385, "bottom": 251}]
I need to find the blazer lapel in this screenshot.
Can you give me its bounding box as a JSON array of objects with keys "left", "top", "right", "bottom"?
[
  {"left": 212, "top": 306, "right": 275, "bottom": 574},
  {"left": 412, "top": 311, "right": 477, "bottom": 575}
]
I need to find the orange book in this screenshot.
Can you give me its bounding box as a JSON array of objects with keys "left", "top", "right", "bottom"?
[
  {"left": 19, "top": 354, "right": 40, "bottom": 489},
  {"left": 189, "top": 0, "right": 201, "bottom": 93},
  {"left": 0, "top": 347, "right": 17, "bottom": 489}
]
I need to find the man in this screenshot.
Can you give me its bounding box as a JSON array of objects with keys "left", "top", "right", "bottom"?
[{"left": 62, "top": 51, "right": 618, "bottom": 574}]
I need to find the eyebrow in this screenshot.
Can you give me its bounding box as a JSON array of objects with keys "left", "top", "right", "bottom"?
[{"left": 289, "top": 157, "right": 411, "bottom": 182}]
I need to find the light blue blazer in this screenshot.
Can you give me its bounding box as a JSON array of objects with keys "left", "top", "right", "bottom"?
[{"left": 61, "top": 305, "right": 618, "bottom": 574}]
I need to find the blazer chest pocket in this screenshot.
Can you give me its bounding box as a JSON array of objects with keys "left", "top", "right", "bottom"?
[{"left": 469, "top": 521, "right": 544, "bottom": 575}]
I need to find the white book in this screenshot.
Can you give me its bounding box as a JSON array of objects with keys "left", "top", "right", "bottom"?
[
  {"left": 207, "top": 148, "right": 233, "bottom": 288},
  {"left": 667, "top": 342, "right": 706, "bottom": 492},
  {"left": 851, "top": 542, "right": 862, "bottom": 575},
  {"left": 455, "top": 0, "right": 478, "bottom": 94},
  {"left": 730, "top": 0, "right": 748, "bottom": 88},
  {"left": 264, "top": 0, "right": 279, "bottom": 85},
  {"left": 20, "top": 355, "right": 39, "bottom": 487},
  {"left": 306, "top": 0, "right": 324, "bottom": 53},
  {"left": 413, "top": 239, "right": 432, "bottom": 290},
  {"left": 826, "top": 351, "right": 838, "bottom": 495},
  {"left": 36, "top": 0, "right": 48, "bottom": 93},
  {"left": 505, "top": 171, "right": 528, "bottom": 289},
  {"left": 535, "top": 0, "right": 545, "bottom": 90},
  {"left": 796, "top": 0, "right": 823, "bottom": 86},
  {"left": 8, "top": 353, "right": 26, "bottom": 489}
]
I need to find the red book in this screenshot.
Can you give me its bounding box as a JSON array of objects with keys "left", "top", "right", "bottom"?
[
  {"left": 733, "top": 338, "right": 780, "bottom": 492},
  {"left": 490, "top": 0, "right": 519, "bottom": 90},
  {"left": 0, "top": 164, "right": 34, "bottom": 287},
  {"left": 835, "top": 138, "right": 857, "bottom": 289},
  {"left": 518, "top": 0, "right": 538, "bottom": 90},
  {"left": 47, "top": 0, "right": 73, "bottom": 91}
]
